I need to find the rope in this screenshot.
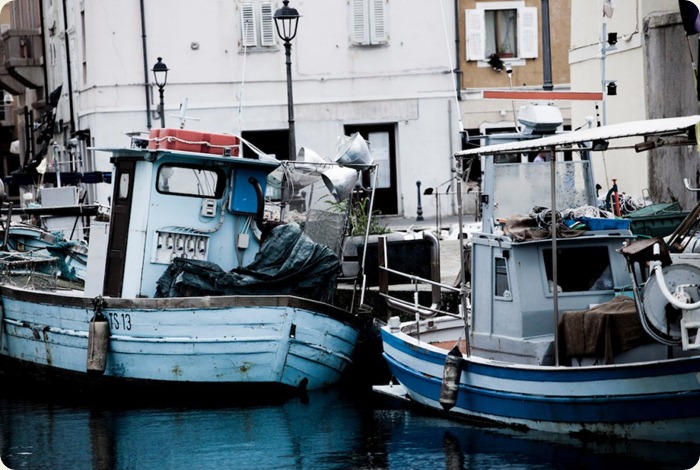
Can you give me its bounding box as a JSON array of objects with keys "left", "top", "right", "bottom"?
[{"left": 149, "top": 135, "right": 241, "bottom": 152}]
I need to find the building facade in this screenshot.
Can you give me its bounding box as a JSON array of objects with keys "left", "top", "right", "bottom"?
[
  {"left": 0, "top": 0, "right": 468, "bottom": 220},
  {"left": 569, "top": 0, "right": 698, "bottom": 207}
]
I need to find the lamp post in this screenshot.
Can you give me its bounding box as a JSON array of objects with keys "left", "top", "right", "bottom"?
[
  {"left": 274, "top": 0, "right": 300, "bottom": 160},
  {"left": 152, "top": 57, "right": 169, "bottom": 128}
]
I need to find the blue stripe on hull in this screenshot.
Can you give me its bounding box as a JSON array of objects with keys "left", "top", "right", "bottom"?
[
  {"left": 384, "top": 352, "right": 700, "bottom": 424},
  {"left": 381, "top": 328, "right": 700, "bottom": 382},
  {"left": 382, "top": 331, "right": 700, "bottom": 424}
]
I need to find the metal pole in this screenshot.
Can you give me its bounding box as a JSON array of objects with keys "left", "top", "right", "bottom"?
[
  {"left": 416, "top": 181, "right": 424, "bottom": 221},
  {"left": 550, "top": 146, "right": 559, "bottom": 366},
  {"left": 601, "top": 22, "right": 607, "bottom": 126},
  {"left": 284, "top": 40, "right": 296, "bottom": 160},
  {"left": 541, "top": 0, "right": 553, "bottom": 91},
  {"left": 158, "top": 86, "right": 165, "bottom": 128}
]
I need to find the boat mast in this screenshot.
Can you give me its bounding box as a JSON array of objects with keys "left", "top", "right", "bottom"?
[{"left": 549, "top": 144, "right": 559, "bottom": 366}]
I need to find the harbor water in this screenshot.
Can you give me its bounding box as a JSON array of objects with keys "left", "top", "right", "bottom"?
[{"left": 0, "top": 384, "right": 698, "bottom": 470}]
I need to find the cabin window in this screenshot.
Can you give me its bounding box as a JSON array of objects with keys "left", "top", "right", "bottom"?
[
  {"left": 542, "top": 246, "right": 614, "bottom": 293},
  {"left": 466, "top": 2, "right": 537, "bottom": 63},
  {"left": 494, "top": 256, "right": 511, "bottom": 299},
  {"left": 350, "top": 0, "right": 388, "bottom": 46},
  {"left": 156, "top": 164, "right": 225, "bottom": 199},
  {"left": 118, "top": 173, "right": 130, "bottom": 199}
]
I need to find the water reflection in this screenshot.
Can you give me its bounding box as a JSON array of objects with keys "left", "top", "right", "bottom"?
[{"left": 0, "top": 388, "right": 697, "bottom": 469}]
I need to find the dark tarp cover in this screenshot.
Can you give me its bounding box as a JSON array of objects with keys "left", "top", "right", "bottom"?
[{"left": 155, "top": 223, "right": 341, "bottom": 303}]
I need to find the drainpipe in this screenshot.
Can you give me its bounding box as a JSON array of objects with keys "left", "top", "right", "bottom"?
[
  {"left": 61, "top": 0, "right": 75, "bottom": 133},
  {"left": 541, "top": 0, "right": 553, "bottom": 91},
  {"left": 38, "top": 0, "right": 49, "bottom": 97},
  {"left": 453, "top": 0, "right": 462, "bottom": 99},
  {"left": 140, "top": 0, "right": 152, "bottom": 129}
]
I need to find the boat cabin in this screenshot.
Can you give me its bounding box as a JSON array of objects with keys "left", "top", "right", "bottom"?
[
  {"left": 467, "top": 132, "right": 638, "bottom": 365},
  {"left": 86, "top": 140, "right": 279, "bottom": 298}
]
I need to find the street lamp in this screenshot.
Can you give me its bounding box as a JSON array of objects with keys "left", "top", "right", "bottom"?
[
  {"left": 274, "top": 0, "right": 300, "bottom": 160},
  {"left": 152, "top": 57, "right": 169, "bottom": 128}
]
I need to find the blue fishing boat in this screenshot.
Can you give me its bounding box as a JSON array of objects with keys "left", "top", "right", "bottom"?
[
  {"left": 375, "top": 113, "right": 700, "bottom": 442},
  {"left": 0, "top": 128, "right": 364, "bottom": 394}
]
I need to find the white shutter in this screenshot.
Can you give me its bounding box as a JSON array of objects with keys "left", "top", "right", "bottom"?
[
  {"left": 259, "top": 2, "right": 276, "bottom": 46},
  {"left": 465, "top": 9, "right": 485, "bottom": 61},
  {"left": 352, "top": 0, "right": 369, "bottom": 44},
  {"left": 241, "top": 3, "right": 257, "bottom": 47},
  {"left": 369, "top": 0, "right": 387, "bottom": 44},
  {"left": 517, "top": 6, "right": 538, "bottom": 59}
]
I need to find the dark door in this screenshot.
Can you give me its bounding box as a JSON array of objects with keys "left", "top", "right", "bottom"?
[
  {"left": 103, "top": 160, "right": 136, "bottom": 297},
  {"left": 344, "top": 124, "right": 398, "bottom": 215}
]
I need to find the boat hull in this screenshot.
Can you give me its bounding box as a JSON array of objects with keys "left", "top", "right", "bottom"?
[
  {"left": 0, "top": 286, "right": 361, "bottom": 392},
  {"left": 379, "top": 326, "right": 700, "bottom": 442}
]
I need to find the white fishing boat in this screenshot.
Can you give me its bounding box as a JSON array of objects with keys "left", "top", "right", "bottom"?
[
  {"left": 374, "top": 113, "right": 700, "bottom": 442},
  {"left": 0, "top": 128, "right": 368, "bottom": 394}
]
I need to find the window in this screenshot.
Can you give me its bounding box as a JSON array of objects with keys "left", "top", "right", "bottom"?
[
  {"left": 241, "top": 2, "right": 276, "bottom": 48},
  {"left": 542, "top": 246, "right": 614, "bottom": 293},
  {"left": 351, "top": 0, "right": 387, "bottom": 45},
  {"left": 466, "top": 1, "right": 537, "bottom": 62},
  {"left": 156, "top": 164, "right": 225, "bottom": 199},
  {"left": 494, "top": 256, "right": 511, "bottom": 299}
]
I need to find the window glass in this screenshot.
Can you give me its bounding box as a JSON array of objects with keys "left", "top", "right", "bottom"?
[
  {"left": 495, "top": 257, "right": 511, "bottom": 298},
  {"left": 156, "top": 164, "right": 224, "bottom": 198},
  {"left": 543, "top": 246, "right": 614, "bottom": 293},
  {"left": 118, "top": 173, "right": 129, "bottom": 199},
  {"left": 485, "top": 9, "right": 517, "bottom": 57}
]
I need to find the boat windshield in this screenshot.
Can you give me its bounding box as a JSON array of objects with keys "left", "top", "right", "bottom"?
[
  {"left": 156, "top": 164, "right": 225, "bottom": 198},
  {"left": 542, "top": 246, "right": 614, "bottom": 292},
  {"left": 492, "top": 160, "right": 593, "bottom": 221}
]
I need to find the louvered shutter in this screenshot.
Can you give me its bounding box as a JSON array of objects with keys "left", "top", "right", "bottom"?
[
  {"left": 259, "top": 2, "right": 276, "bottom": 46},
  {"left": 241, "top": 3, "right": 257, "bottom": 47},
  {"left": 369, "top": 0, "right": 387, "bottom": 44},
  {"left": 517, "top": 7, "right": 538, "bottom": 59},
  {"left": 352, "top": 0, "right": 369, "bottom": 44},
  {"left": 465, "top": 9, "right": 485, "bottom": 61}
]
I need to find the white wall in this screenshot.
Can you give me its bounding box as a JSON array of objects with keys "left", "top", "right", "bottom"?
[
  {"left": 569, "top": 0, "right": 679, "bottom": 199},
  {"left": 46, "top": 0, "right": 461, "bottom": 218}
]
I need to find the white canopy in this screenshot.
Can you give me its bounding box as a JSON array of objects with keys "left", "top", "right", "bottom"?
[{"left": 456, "top": 115, "right": 700, "bottom": 157}]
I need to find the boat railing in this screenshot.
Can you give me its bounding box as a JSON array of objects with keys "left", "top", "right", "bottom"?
[{"left": 376, "top": 235, "right": 465, "bottom": 320}]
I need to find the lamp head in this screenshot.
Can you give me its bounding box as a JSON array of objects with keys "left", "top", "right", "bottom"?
[
  {"left": 152, "top": 57, "right": 169, "bottom": 88},
  {"left": 274, "top": 0, "right": 301, "bottom": 42}
]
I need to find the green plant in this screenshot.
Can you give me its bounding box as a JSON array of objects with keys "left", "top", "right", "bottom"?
[{"left": 326, "top": 196, "right": 391, "bottom": 236}]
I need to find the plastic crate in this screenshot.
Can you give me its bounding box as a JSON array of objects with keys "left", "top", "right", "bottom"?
[{"left": 578, "top": 217, "right": 631, "bottom": 231}]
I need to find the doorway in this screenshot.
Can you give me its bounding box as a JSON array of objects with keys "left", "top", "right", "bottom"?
[{"left": 343, "top": 124, "right": 398, "bottom": 215}]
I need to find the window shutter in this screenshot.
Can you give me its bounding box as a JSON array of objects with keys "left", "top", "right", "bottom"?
[
  {"left": 241, "top": 3, "right": 257, "bottom": 47},
  {"left": 259, "top": 2, "right": 276, "bottom": 46},
  {"left": 465, "top": 9, "right": 485, "bottom": 61},
  {"left": 517, "top": 6, "right": 538, "bottom": 59},
  {"left": 352, "top": 0, "right": 369, "bottom": 44},
  {"left": 369, "top": 0, "right": 387, "bottom": 44}
]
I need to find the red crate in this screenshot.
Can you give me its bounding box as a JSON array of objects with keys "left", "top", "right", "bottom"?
[
  {"left": 148, "top": 128, "right": 161, "bottom": 149},
  {"left": 159, "top": 129, "right": 205, "bottom": 153},
  {"left": 204, "top": 133, "right": 240, "bottom": 156}
]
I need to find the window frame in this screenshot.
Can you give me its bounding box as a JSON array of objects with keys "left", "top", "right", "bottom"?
[
  {"left": 156, "top": 163, "right": 226, "bottom": 199},
  {"left": 350, "top": 0, "right": 388, "bottom": 46},
  {"left": 465, "top": 1, "right": 537, "bottom": 65},
  {"left": 494, "top": 255, "right": 512, "bottom": 301},
  {"left": 241, "top": 1, "right": 276, "bottom": 49}
]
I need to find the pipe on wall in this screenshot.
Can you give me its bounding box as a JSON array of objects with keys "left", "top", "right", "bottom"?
[{"left": 140, "top": 0, "right": 152, "bottom": 129}]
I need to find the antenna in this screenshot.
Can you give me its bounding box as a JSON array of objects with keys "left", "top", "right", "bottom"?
[{"left": 170, "top": 98, "right": 200, "bottom": 129}]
